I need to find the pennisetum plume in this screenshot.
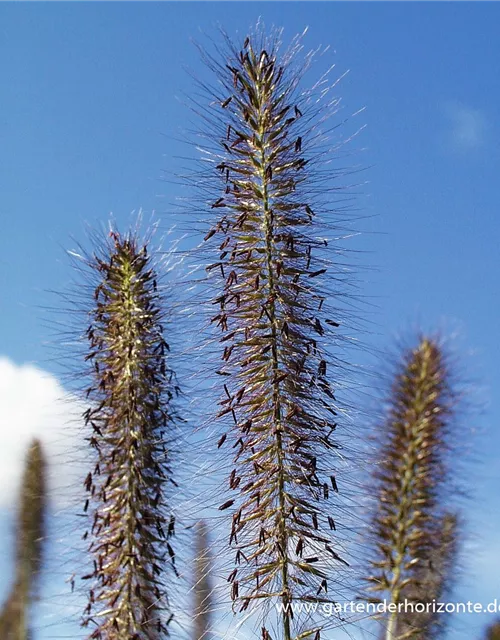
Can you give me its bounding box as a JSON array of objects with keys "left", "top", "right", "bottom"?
[
  {"left": 193, "top": 521, "right": 214, "bottom": 640},
  {"left": 364, "top": 336, "right": 460, "bottom": 640},
  {"left": 395, "top": 511, "right": 460, "bottom": 639},
  {"left": 0, "top": 438, "right": 46, "bottom": 640},
  {"left": 485, "top": 620, "right": 500, "bottom": 640},
  {"left": 182, "top": 24, "right": 366, "bottom": 640},
  {"left": 71, "top": 228, "right": 182, "bottom": 639}
]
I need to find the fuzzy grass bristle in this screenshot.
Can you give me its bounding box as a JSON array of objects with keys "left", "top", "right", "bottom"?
[
  {"left": 395, "top": 511, "right": 460, "bottom": 640},
  {"left": 190, "top": 27, "right": 360, "bottom": 640},
  {"left": 193, "top": 521, "right": 213, "bottom": 640},
  {"left": 76, "top": 229, "right": 181, "bottom": 639},
  {"left": 486, "top": 620, "right": 500, "bottom": 640},
  {"left": 16, "top": 439, "right": 46, "bottom": 595},
  {"left": 0, "top": 438, "right": 46, "bottom": 640},
  {"left": 366, "top": 336, "right": 458, "bottom": 640}
]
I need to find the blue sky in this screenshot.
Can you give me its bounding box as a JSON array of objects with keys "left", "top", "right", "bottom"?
[{"left": 0, "top": 3, "right": 499, "bottom": 639}]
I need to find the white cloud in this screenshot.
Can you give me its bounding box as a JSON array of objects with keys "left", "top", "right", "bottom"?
[
  {"left": 444, "top": 102, "right": 487, "bottom": 150},
  {"left": 0, "top": 357, "right": 85, "bottom": 510}
]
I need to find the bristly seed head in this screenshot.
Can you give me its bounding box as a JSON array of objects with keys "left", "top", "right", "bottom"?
[
  {"left": 78, "top": 230, "right": 180, "bottom": 640},
  {"left": 0, "top": 438, "right": 46, "bottom": 640},
  {"left": 197, "top": 27, "right": 355, "bottom": 640},
  {"left": 366, "top": 336, "right": 458, "bottom": 640}
]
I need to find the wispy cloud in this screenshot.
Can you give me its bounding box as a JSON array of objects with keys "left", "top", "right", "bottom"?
[
  {"left": 443, "top": 102, "right": 487, "bottom": 151},
  {"left": 0, "top": 357, "right": 85, "bottom": 510}
]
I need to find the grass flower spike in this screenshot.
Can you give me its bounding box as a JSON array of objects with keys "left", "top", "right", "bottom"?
[
  {"left": 366, "top": 337, "right": 459, "bottom": 640},
  {"left": 485, "top": 620, "right": 500, "bottom": 640},
  {"left": 395, "top": 511, "right": 459, "bottom": 639},
  {"left": 76, "top": 229, "right": 180, "bottom": 639},
  {"left": 193, "top": 521, "right": 213, "bottom": 640},
  {"left": 0, "top": 438, "right": 46, "bottom": 640},
  {"left": 191, "top": 27, "right": 362, "bottom": 640}
]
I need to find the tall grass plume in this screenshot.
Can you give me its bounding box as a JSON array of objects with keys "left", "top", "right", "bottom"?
[
  {"left": 365, "top": 336, "right": 461, "bottom": 640},
  {"left": 183, "top": 24, "right": 366, "bottom": 640},
  {"left": 72, "top": 228, "right": 182, "bottom": 639},
  {"left": 0, "top": 438, "right": 46, "bottom": 640}
]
